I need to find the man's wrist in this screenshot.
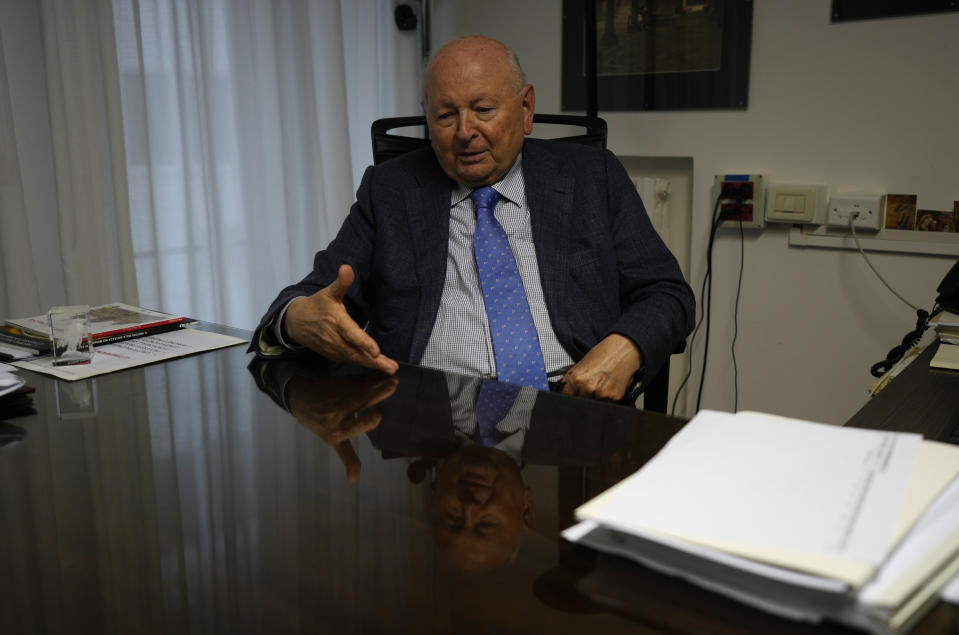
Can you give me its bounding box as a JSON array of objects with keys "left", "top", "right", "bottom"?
[
  {"left": 608, "top": 332, "right": 644, "bottom": 403},
  {"left": 275, "top": 298, "right": 305, "bottom": 350}
]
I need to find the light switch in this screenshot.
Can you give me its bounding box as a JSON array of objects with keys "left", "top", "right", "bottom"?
[{"left": 765, "top": 185, "right": 827, "bottom": 224}]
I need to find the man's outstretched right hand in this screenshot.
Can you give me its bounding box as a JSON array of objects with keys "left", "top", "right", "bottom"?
[{"left": 283, "top": 264, "right": 399, "bottom": 375}]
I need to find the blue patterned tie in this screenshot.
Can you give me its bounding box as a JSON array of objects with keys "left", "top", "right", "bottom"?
[{"left": 471, "top": 186, "right": 549, "bottom": 390}]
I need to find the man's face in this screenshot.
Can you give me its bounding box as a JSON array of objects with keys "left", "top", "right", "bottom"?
[
  {"left": 431, "top": 445, "right": 534, "bottom": 572},
  {"left": 424, "top": 46, "right": 534, "bottom": 188}
]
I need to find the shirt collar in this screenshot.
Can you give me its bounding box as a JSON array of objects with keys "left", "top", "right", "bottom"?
[{"left": 450, "top": 152, "right": 526, "bottom": 208}]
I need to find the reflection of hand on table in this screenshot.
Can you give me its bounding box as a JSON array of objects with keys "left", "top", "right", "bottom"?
[{"left": 286, "top": 372, "right": 398, "bottom": 482}]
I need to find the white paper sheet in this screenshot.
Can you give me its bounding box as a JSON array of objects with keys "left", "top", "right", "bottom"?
[
  {"left": 942, "top": 571, "right": 959, "bottom": 604},
  {"left": 564, "top": 520, "right": 837, "bottom": 623},
  {"left": 562, "top": 520, "right": 848, "bottom": 592},
  {"left": 860, "top": 466, "right": 959, "bottom": 606},
  {"left": 13, "top": 329, "right": 247, "bottom": 381},
  {"left": 576, "top": 411, "right": 922, "bottom": 579},
  {"left": 0, "top": 370, "right": 26, "bottom": 397},
  {"left": 0, "top": 343, "right": 36, "bottom": 360}
]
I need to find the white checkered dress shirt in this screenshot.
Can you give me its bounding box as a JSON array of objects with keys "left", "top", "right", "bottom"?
[
  {"left": 420, "top": 155, "right": 574, "bottom": 379},
  {"left": 446, "top": 372, "right": 534, "bottom": 466}
]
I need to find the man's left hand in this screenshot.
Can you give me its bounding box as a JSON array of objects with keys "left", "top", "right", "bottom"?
[{"left": 561, "top": 334, "right": 642, "bottom": 402}]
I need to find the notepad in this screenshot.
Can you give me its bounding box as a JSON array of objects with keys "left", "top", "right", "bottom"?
[{"left": 930, "top": 343, "right": 959, "bottom": 370}]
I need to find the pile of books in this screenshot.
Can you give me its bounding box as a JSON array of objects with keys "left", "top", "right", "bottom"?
[
  {"left": 933, "top": 311, "right": 959, "bottom": 345},
  {"left": 931, "top": 311, "right": 959, "bottom": 371},
  {"left": 0, "top": 303, "right": 188, "bottom": 361},
  {"left": 564, "top": 410, "right": 959, "bottom": 634}
]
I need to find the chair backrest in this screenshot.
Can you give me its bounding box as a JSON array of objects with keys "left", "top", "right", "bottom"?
[
  {"left": 368, "top": 113, "right": 671, "bottom": 413},
  {"left": 370, "top": 114, "right": 608, "bottom": 165}
]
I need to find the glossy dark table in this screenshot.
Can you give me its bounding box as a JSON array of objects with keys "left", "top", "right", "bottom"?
[
  {"left": 845, "top": 341, "right": 959, "bottom": 443},
  {"left": 1, "top": 337, "right": 957, "bottom": 634}
]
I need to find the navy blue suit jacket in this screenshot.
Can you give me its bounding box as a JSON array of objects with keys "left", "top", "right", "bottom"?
[{"left": 252, "top": 138, "right": 694, "bottom": 382}]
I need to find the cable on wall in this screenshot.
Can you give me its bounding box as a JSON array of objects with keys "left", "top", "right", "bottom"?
[
  {"left": 671, "top": 248, "right": 710, "bottom": 415},
  {"left": 672, "top": 191, "right": 724, "bottom": 416},
  {"left": 732, "top": 219, "right": 745, "bottom": 412},
  {"left": 848, "top": 214, "right": 940, "bottom": 377},
  {"left": 695, "top": 192, "right": 725, "bottom": 411},
  {"left": 848, "top": 216, "right": 918, "bottom": 312}
]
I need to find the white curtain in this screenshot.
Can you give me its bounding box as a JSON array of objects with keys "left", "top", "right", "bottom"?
[
  {"left": 340, "top": 0, "right": 415, "bottom": 192},
  {"left": 113, "top": 0, "right": 400, "bottom": 329},
  {"left": 0, "top": 0, "right": 138, "bottom": 319},
  {"left": 1, "top": 0, "right": 400, "bottom": 329}
]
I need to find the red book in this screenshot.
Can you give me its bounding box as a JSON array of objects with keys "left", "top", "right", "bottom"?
[{"left": 7, "top": 303, "right": 190, "bottom": 343}]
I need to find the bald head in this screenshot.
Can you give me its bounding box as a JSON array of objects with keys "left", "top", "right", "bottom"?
[
  {"left": 423, "top": 36, "right": 527, "bottom": 104},
  {"left": 421, "top": 36, "right": 535, "bottom": 187}
]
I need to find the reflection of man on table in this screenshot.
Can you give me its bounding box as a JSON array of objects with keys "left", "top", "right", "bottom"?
[
  {"left": 432, "top": 443, "right": 534, "bottom": 573},
  {"left": 250, "top": 357, "right": 537, "bottom": 572},
  {"left": 430, "top": 372, "right": 537, "bottom": 572},
  {"left": 251, "top": 35, "right": 694, "bottom": 403},
  {"left": 249, "top": 357, "right": 660, "bottom": 573}
]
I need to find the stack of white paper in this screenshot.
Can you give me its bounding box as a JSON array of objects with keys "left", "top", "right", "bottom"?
[
  {"left": 564, "top": 410, "right": 959, "bottom": 634},
  {"left": 933, "top": 311, "right": 959, "bottom": 345}
]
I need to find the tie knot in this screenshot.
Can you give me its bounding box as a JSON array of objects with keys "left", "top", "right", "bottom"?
[{"left": 470, "top": 186, "right": 499, "bottom": 213}]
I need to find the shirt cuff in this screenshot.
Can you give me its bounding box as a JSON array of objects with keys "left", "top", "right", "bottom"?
[{"left": 274, "top": 298, "right": 305, "bottom": 350}]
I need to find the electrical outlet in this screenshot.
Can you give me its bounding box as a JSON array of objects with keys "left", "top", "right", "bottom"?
[
  {"left": 712, "top": 174, "right": 765, "bottom": 229},
  {"left": 826, "top": 195, "right": 883, "bottom": 231}
]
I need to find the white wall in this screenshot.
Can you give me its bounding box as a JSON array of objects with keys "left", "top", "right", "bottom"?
[{"left": 431, "top": 0, "right": 959, "bottom": 423}]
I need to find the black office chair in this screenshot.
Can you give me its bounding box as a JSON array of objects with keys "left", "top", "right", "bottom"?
[
  {"left": 369, "top": 114, "right": 672, "bottom": 413},
  {"left": 371, "top": 114, "right": 608, "bottom": 165}
]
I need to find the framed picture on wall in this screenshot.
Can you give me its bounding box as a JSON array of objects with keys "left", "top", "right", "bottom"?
[
  {"left": 562, "top": 0, "right": 754, "bottom": 111},
  {"left": 831, "top": 0, "right": 958, "bottom": 22}
]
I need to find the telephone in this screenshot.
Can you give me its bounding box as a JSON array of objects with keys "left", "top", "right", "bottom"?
[
  {"left": 871, "top": 257, "right": 959, "bottom": 377},
  {"left": 936, "top": 259, "right": 959, "bottom": 314}
]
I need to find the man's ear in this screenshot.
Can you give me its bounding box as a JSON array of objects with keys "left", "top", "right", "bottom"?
[
  {"left": 522, "top": 487, "right": 535, "bottom": 528},
  {"left": 522, "top": 84, "right": 535, "bottom": 135}
]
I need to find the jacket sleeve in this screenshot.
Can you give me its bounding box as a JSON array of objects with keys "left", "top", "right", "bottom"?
[
  {"left": 600, "top": 150, "right": 695, "bottom": 381},
  {"left": 248, "top": 166, "right": 380, "bottom": 358}
]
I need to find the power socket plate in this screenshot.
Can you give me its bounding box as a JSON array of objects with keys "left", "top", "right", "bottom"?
[
  {"left": 826, "top": 195, "right": 883, "bottom": 231},
  {"left": 713, "top": 174, "right": 765, "bottom": 229}
]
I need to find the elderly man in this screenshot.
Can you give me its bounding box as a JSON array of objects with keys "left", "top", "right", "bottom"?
[{"left": 252, "top": 36, "right": 694, "bottom": 402}]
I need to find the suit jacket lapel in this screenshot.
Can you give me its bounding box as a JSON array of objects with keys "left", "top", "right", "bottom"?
[
  {"left": 405, "top": 158, "right": 452, "bottom": 363},
  {"left": 522, "top": 140, "right": 574, "bottom": 347}
]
